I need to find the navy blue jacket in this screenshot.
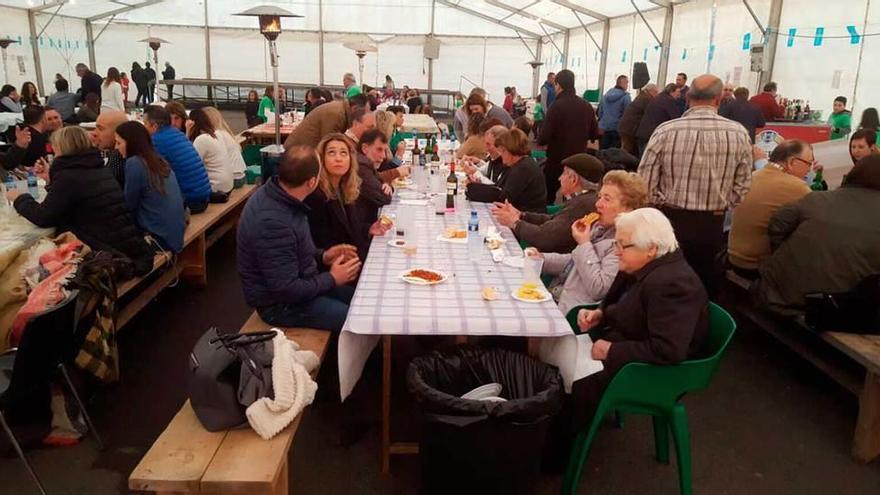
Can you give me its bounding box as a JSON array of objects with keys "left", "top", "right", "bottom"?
[
  {"left": 237, "top": 177, "right": 336, "bottom": 309},
  {"left": 151, "top": 125, "right": 212, "bottom": 206},
  {"left": 720, "top": 99, "right": 766, "bottom": 143}
]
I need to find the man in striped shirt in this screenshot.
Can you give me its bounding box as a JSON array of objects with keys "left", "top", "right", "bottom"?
[{"left": 638, "top": 74, "right": 753, "bottom": 295}]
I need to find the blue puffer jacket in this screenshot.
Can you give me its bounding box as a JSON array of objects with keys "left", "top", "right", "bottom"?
[
  {"left": 236, "top": 177, "right": 335, "bottom": 309},
  {"left": 151, "top": 125, "right": 211, "bottom": 205},
  {"left": 598, "top": 87, "right": 632, "bottom": 132}
]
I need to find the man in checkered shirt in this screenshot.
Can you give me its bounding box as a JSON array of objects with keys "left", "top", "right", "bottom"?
[{"left": 638, "top": 74, "right": 753, "bottom": 296}]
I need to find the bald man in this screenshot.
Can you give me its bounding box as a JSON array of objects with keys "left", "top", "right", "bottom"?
[
  {"left": 91, "top": 110, "right": 130, "bottom": 186},
  {"left": 637, "top": 74, "right": 753, "bottom": 295}
]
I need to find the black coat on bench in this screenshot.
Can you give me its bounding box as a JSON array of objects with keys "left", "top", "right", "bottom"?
[
  {"left": 13, "top": 149, "right": 154, "bottom": 277},
  {"left": 755, "top": 158, "right": 880, "bottom": 317}
]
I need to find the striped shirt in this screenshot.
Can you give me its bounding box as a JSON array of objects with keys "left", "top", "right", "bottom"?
[{"left": 638, "top": 106, "right": 753, "bottom": 211}]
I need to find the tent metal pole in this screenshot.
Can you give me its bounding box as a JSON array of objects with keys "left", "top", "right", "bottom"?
[
  {"left": 758, "top": 0, "right": 783, "bottom": 91},
  {"left": 563, "top": 29, "right": 570, "bottom": 69},
  {"left": 532, "top": 40, "right": 542, "bottom": 97},
  {"left": 27, "top": 10, "right": 45, "bottom": 97},
  {"left": 657, "top": 2, "right": 673, "bottom": 85},
  {"left": 204, "top": 0, "right": 213, "bottom": 101},
  {"left": 851, "top": 0, "right": 871, "bottom": 113},
  {"left": 36, "top": 4, "right": 64, "bottom": 39},
  {"left": 85, "top": 20, "right": 97, "bottom": 72},
  {"left": 318, "top": 0, "right": 324, "bottom": 86},
  {"left": 428, "top": 0, "right": 435, "bottom": 105},
  {"left": 597, "top": 20, "right": 609, "bottom": 95}
]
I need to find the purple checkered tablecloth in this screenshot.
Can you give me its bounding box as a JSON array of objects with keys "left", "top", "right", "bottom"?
[{"left": 338, "top": 195, "right": 573, "bottom": 400}]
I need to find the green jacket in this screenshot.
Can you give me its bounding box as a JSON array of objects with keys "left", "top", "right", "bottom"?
[
  {"left": 534, "top": 102, "right": 544, "bottom": 122},
  {"left": 828, "top": 110, "right": 852, "bottom": 140},
  {"left": 389, "top": 129, "right": 405, "bottom": 156},
  {"left": 345, "top": 85, "right": 363, "bottom": 99},
  {"left": 257, "top": 96, "right": 275, "bottom": 123}
]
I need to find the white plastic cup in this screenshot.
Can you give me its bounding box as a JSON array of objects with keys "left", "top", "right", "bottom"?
[{"left": 523, "top": 256, "right": 544, "bottom": 286}]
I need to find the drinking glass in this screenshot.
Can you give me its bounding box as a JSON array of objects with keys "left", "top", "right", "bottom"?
[
  {"left": 522, "top": 256, "right": 544, "bottom": 286},
  {"left": 397, "top": 206, "right": 413, "bottom": 236}
]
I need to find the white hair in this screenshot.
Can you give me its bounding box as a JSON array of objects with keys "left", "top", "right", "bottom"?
[
  {"left": 615, "top": 208, "right": 679, "bottom": 257},
  {"left": 642, "top": 83, "right": 658, "bottom": 93}
]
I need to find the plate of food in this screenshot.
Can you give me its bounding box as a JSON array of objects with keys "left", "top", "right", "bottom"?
[
  {"left": 400, "top": 268, "right": 448, "bottom": 285},
  {"left": 437, "top": 227, "right": 468, "bottom": 243},
  {"left": 392, "top": 177, "right": 414, "bottom": 189},
  {"left": 379, "top": 214, "right": 394, "bottom": 229},
  {"left": 511, "top": 283, "right": 552, "bottom": 303},
  {"left": 388, "top": 238, "right": 408, "bottom": 249}
]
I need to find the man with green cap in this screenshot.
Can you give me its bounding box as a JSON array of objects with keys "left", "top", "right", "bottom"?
[{"left": 492, "top": 153, "right": 603, "bottom": 253}]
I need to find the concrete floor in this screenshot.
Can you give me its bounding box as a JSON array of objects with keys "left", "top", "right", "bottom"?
[{"left": 1, "top": 235, "right": 880, "bottom": 494}]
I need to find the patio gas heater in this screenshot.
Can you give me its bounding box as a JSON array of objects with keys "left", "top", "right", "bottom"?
[
  {"left": 527, "top": 60, "right": 544, "bottom": 101},
  {"left": 343, "top": 41, "right": 377, "bottom": 93},
  {"left": 138, "top": 37, "right": 170, "bottom": 103},
  {"left": 236, "top": 6, "right": 302, "bottom": 180},
  {"left": 0, "top": 37, "right": 19, "bottom": 86}
]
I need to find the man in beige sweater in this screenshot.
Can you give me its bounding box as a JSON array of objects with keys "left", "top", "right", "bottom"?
[
  {"left": 284, "top": 94, "right": 368, "bottom": 149},
  {"left": 728, "top": 139, "right": 813, "bottom": 277}
]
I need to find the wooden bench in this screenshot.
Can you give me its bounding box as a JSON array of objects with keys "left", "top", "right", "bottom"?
[
  {"left": 115, "top": 185, "right": 256, "bottom": 330},
  {"left": 129, "top": 312, "right": 330, "bottom": 494},
  {"left": 725, "top": 270, "right": 880, "bottom": 462}
]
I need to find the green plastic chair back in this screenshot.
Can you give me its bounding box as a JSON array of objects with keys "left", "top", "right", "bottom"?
[
  {"left": 582, "top": 89, "right": 601, "bottom": 103},
  {"left": 561, "top": 303, "right": 737, "bottom": 495},
  {"left": 532, "top": 149, "right": 547, "bottom": 160},
  {"left": 241, "top": 144, "right": 263, "bottom": 167},
  {"left": 546, "top": 204, "right": 562, "bottom": 215}
]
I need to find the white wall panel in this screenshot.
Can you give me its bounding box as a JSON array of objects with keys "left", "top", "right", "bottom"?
[
  {"left": 93, "top": 23, "right": 207, "bottom": 81},
  {"left": 602, "top": 9, "right": 664, "bottom": 93},
  {"left": 33, "top": 12, "right": 88, "bottom": 92},
  {"left": 0, "top": 6, "right": 38, "bottom": 90}
]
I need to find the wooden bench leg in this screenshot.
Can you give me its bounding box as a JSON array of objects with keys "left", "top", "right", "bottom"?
[
  {"left": 381, "top": 335, "right": 392, "bottom": 475},
  {"left": 853, "top": 371, "right": 880, "bottom": 463},
  {"left": 180, "top": 234, "right": 208, "bottom": 288}
]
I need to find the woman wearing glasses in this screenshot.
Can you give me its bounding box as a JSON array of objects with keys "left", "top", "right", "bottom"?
[
  {"left": 533, "top": 170, "right": 648, "bottom": 314},
  {"left": 727, "top": 139, "right": 813, "bottom": 280},
  {"left": 570, "top": 207, "right": 709, "bottom": 430}
]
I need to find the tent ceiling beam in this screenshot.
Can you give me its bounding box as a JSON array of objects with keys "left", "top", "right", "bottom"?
[
  {"left": 548, "top": 0, "right": 606, "bottom": 22},
  {"left": 87, "top": 0, "right": 164, "bottom": 22},
  {"left": 437, "top": 0, "right": 542, "bottom": 39},
  {"left": 516, "top": 32, "right": 537, "bottom": 60},
  {"left": 35, "top": 2, "right": 63, "bottom": 38},
  {"left": 741, "top": 0, "right": 765, "bottom": 33},
  {"left": 484, "top": 0, "right": 567, "bottom": 33},
  {"left": 539, "top": 23, "right": 563, "bottom": 57},
  {"left": 94, "top": 14, "right": 115, "bottom": 41},
  {"left": 650, "top": 0, "right": 672, "bottom": 7},
  {"left": 31, "top": 0, "right": 66, "bottom": 13},
  {"left": 630, "top": 0, "right": 662, "bottom": 46},
  {"left": 572, "top": 8, "right": 601, "bottom": 53}
]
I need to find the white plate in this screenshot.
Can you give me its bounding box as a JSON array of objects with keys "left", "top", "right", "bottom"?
[
  {"left": 436, "top": 234, "right": 468, "bottom": 244},
  {"left": 479, "top": 396, "right": 508, "bottom": 403},
  {"left": 393, "top": 178, "right": 414, "bottom": 188},
  {"left": 511, "top": 288, "right": 552, "bottom": 303},
  {"left": 387, "top": 239, "right": 408, "bottom": 249},
  {"left": 398, "top": 191, "right": 424, "bottom": 200},
  {"left": 502, "top": 256, "right": 524, "bottom": 268},
  {"left": 399, "top": 268, "right": 448, "bottom": 285},
  {"left": 79, "top": 122, "right": 97, "bottom": 129},
  {"left": 461, "top": 383, "right": 503, "bottom": 400}
]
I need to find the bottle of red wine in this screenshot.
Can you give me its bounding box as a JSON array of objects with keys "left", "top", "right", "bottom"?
[{"left": 446, "top": 163, "right": 457, "bottom": 212}]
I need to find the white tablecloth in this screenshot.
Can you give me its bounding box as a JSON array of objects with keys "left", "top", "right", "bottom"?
[
  {"left": 338, "top": 189, "right": 582, "bottom": 400},
  {"left": 401, "top": 114, "right": 440, "bottom": 135}
]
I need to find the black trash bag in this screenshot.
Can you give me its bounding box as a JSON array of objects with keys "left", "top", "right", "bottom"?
[{"left": 407, "top": 346, "right": 563, "bottom": 495}]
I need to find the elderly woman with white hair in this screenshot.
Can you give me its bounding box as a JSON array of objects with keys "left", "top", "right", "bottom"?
[{"left": 570, "top": 207, "right": 709, "bottom": 429}]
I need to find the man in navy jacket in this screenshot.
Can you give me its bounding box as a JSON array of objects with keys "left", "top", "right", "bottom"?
[{"left": 237, "top": 147, "right": 361, "bottom": 331}]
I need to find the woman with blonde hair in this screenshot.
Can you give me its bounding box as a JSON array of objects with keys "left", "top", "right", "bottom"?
[
  {"left": 5, "top": 126, "right": 154, "bottom": 276},
  {"left": 306, "top": 133, "right": 388, "bottom": 260},
  {"left": 202, "top": 106, "right": 247, "bottom": 187}
]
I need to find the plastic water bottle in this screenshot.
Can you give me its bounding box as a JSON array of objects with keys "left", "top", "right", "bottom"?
[
  {"left": 27, "top": 170, "right": 38, "bottom": 197},
  {"left": 467, "top": 210, "right": 481, "bottom": 261},
  {"left": 4, "top": 175, "right": 15, "bottom": 209}
]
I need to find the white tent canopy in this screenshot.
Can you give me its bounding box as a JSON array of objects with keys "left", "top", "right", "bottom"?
[{"left": 0, "top": 0, "right": 878, "bottom": 118}]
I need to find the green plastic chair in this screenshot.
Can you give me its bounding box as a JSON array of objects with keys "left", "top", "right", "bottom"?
[
  {"left": 546, "top": 204, "right": 562, "bottom": 215},
  {"left": 561, "top": 302, "right": 737, "bottom": 495},
  {"left": 241, "top": 144, "right": 263, "bottom": 167}
]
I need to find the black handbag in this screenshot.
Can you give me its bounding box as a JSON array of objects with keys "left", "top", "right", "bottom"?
[
  {"left": 188, "top": 328, "right": 277, "bottom": 431},
  {"left": 804, "top": 275, "right": 880, "bottom": 334},
  {"left": 465, "top": 182, "right": 504, "bottom": 204}
]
